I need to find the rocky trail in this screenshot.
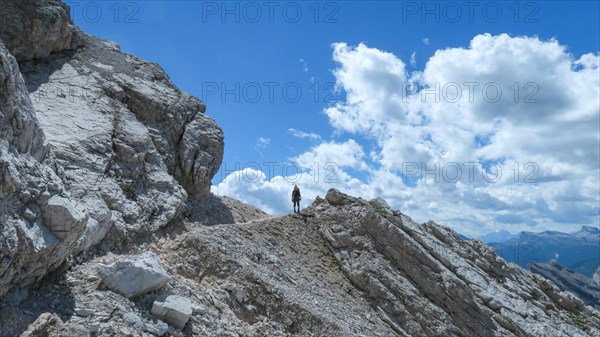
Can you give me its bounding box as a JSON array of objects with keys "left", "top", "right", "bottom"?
[
  {"left": 3, "top": 190, "right": 599, "bottom": 336},
  {"left": 1, "top": 204, "right": 395, "bottom": 336}
]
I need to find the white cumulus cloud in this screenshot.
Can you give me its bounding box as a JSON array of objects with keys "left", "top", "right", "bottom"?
[{"left": 216, "top": 34, "right": 599, "bottom": 237}]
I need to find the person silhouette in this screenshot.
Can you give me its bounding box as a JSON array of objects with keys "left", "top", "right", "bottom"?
[{"left": 292, "top": 185, "right": 301, "bottom": 213}]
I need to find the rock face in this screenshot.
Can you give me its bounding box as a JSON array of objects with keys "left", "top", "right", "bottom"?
[
  {"left": 529, "top": 262, "right": 600, "bottom": 307},
  {"left": 99, "top": 252, "right": 171, "bottom": 298},
  {"left": 594, "top": 267, "right": 600, "bottom": 286},
  {"left": 0, "top": 39, "right": 45, "bottom": 159},
  {"left": 312, "top": 190, "right": 599, "bottom": 336},
  {"left": 0, "top": 0, "right": 224, "bottom": 300},
  {"left": 0, "top": 0, "right": 82, "bottom": 61},
  {"left": 0, "top": 37, "right": 87, "bottom": 300}
]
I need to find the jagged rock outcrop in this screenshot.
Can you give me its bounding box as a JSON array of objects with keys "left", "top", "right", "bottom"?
[
  {"left": 529, "top": 262, "right": 600, "bottom": 308},
  {"left": 0, "top": 37, "right": 88, "bottom": 301},
  {"left": 594, "top": 267, "right": 600, "bottom": 286},
  {"left": 0, "top": 0, "right": 224, "bottom": 301},
  {"left": 4, "top": 189, "right": 597, "bottom": 337},
  {"left": 0, "top": 39, "right": 46, "bottom": 159},
  {"left": 0, "top": 0, "right": 82, "bottom": 61},
  {"left": 18, "top": 32, "right": 224, "bottom": 233},
  {"left": 312, "top": 189, "right": 599, "bottom": 336}
]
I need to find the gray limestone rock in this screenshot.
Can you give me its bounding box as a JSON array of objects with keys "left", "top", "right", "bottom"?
[
  {"left": 0, "top": 0, "right": 82, "bottom": 61},
  {"left": 42, "top": 195, "right": 87, "bottom": 240},
  {"left": 151, "top": 295, "right": 193, "bottom": 330},
  {"left": 1, "top": 1, "right": 598, "bottom": 337},
  {"left": 19, "top": 312, "right": 63, "bottom": 337},
  {"left": 529, "top": 261, "right": 600, "bottom": 308},
  {"left": 0, "top": 40, "right": 45, "bottom": 160},
  {"left": 3, "top": 189, "right": 599, "bottom": 337},
  {"left": 0, "top": 139, "right": 87, "bottom": 300},
  {"left": 0, "top": 0, "right": 224, "bottom": 300},
  {"left": 99, "top": 252, "right": 171, "bottom": 298}
]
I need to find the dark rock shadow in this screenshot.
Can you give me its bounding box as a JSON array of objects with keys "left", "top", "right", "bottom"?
[
  {"left": 19, "top": 49, "right": 79, "bottom": 94},
  {"left": 0, "top": 267, "right": 76, "bottom": 337},
  {"left": 184, "top": 195, "right": 236, "bottom": 226},
  {"left": 127, "top": 195, "right": 238, "bottom": 247}
]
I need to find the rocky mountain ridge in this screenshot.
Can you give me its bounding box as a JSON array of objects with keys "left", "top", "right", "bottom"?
[
  {"left": 529, "top": 261, "right": 600, "bottom": 308},
  {"left": 2, "top": 189, "right": 599, "bottom": 336},
  {"left": 1, "top": 1, "right": 599, "bottom": 336}
]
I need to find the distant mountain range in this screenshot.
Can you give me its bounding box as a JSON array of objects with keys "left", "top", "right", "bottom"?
[
  {"left": 476, "top": 226, "right": 600, "bottom": 277},
  {"left": 477, "top": 229, "right": 518, "bottom": 243}
]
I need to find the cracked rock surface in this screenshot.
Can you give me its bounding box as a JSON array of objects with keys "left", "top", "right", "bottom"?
[
  {"left": 529, "top": 262, "right": 600, "bottom": 308},
  {"left": 0, "top": 0, "right": 224, "bottom": 301}
]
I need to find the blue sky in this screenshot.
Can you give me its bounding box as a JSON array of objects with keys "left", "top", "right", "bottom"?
[{"left": 65, "top": 1, "right": 600, "bottom": 237}]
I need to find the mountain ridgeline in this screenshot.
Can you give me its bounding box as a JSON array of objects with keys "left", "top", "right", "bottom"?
[
  {"left": 0, "top": 1, "right": 599, "bottom": 336},
  {"left": 528, "top": 261, "right": 600, "bottom": 308},
  {"left": 483, "top": 227, "right": 600, "bottom": 277}
]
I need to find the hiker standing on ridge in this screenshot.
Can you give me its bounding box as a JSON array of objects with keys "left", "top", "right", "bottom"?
[{"left": 292, "top": 185, "right": 301, "bottom": 213}]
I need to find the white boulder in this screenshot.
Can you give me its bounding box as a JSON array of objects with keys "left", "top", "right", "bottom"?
[
  {"left": 151, "top": 295, "right": 193, "bottom": 330},
  {"left": 99, "top": 253, "right": 170, "bottom": 298}
]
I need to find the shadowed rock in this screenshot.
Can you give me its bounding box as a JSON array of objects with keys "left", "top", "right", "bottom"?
[
  {"left": 529, "top": 261, "right": 600, "bottom": 308},
  {"left": 0, "top": 0, "right": 82, "bottom": 61}
]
